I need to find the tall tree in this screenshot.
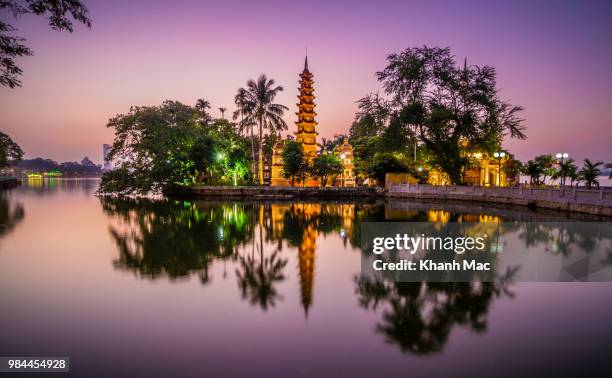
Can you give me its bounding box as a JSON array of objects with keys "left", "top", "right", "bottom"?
[
  {"left": 521, "top": 160, "right": 544, "bottom": 185},
  {"left": 534, "top": 154, "right": 555, "bottom": 185},
  {"left": 242, "top": 74, "right": 288, "bottom": 184},
  {"left": 195, "top": 98, "right": 211, "bottom": 111},
  {"left": 311, "top": 154, "right": 342, "bottom": 187},
  {"left": 0, "top": 131, "right": 23, "bottom": 168},
  {"left": 281, "top": 140, "right": 308, "bottom": 186},
  {"left": 552, "top": 158, "right": 577, "bottom": 187},
  {"left": 350, "top": 93, "right": 390, "bottom": 138},
  {"left": 366, "top": 153, "right": 410, "bottom": 186},
  {"left": 218, "top": 107, "right": 227, "bottom": 119},
  {"left": 318, "top": 137, "right": 330, "bottom": 154},
  {"left": 369, "top": 46, "right": 526, "bottom": 184},
  {"left": 233, "top": 88, "right": 256, "bottom": 176},
  {"left": 1, "top": 0, "right": 91, "bottom": 88},
  {"left": 99, "top": 100, "right": 204, "bottom": 194},
  {"left": 195, "top": 98, "right": 212, "bottom": 125},
  {"left": 579, "top": 159, "right": 603, "bottom": 189}
]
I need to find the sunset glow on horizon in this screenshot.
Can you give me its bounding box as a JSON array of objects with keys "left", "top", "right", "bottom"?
[{"left": 1, "top": 0, "right": 610, "bottom": 164}]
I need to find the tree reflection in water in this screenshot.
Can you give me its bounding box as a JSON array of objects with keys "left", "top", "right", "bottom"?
[
  {"left": 101, "top": 197, "right": 608, "bottom": 356},
  {"left": 354, "top": 278, "right": 515, "bottom": 355},
  {"left": 0, "top": 191, "right": 25, "bottom": 241},
  {"left": 236, "top": 223, "right": 288, "bottom": 310},
  {"left": 518, "top": 223, "right": 607, "bottom": 256},
  {"left": 100, "top": 197, "right": 256, "bottom": 283}
]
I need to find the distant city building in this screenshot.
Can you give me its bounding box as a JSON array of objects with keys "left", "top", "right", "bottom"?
[{"left": 103, "top": 144, "right": 113, "bottom": 171}]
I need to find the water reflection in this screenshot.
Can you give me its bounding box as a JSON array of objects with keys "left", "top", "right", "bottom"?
[
  {"left": 100, "top": 198, "right": 256, "bottom": 283},
  {"left": 236, "top": 225, "right": 287, "bottom": 310},
  {"left": 354, "top": 279, "right": 514, "bottom": 354},
  {"left": 21, "top": 177, "right": 99, "bottom": 196},
  {"left": 0, "top": 191, "right": 25, "bottom": 240},
  {"left": 99, "top": 197, "right": 612, "bottom": 355}
]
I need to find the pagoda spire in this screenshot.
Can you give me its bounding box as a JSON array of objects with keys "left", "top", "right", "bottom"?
[{"left": 304, "top": 54, "right": 309, "bottom": 72}]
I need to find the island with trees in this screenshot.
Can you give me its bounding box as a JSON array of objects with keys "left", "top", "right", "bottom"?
[{"left": 92, "top": 46, "right": 609, "bottom": 214}]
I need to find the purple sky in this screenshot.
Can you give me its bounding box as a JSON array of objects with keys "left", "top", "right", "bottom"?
[{"left": 1, "top": 0, "right": 610, "bottom": 164}]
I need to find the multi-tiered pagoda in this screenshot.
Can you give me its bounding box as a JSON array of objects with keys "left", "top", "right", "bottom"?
[
  {"left": 294, "top": 56, "right": 320, "bottom": 186},
  {"left": 272, "top": 55, "right": 320, "bottom": 186},
  {"left": 271, "top": 55, "right": 356, "bottom": 187}
]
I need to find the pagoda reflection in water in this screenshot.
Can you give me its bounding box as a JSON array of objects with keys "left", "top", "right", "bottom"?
[{"left": 100, "top": 197, "right": 612, "bottom": 355}]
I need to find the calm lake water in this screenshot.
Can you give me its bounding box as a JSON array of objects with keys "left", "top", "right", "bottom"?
[{"left": 1, "top": 178, "right": 611, "bottom": 377}]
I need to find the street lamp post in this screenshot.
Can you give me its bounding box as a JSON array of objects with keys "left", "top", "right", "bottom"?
[
  {"left": 340, "top": 153, "right": 346, "bottom": 187},
  {"left": 555, "top": 152, "right": 569, "bottom": 187},
  {"left": 493, "top": 152, "right": 506, "bottom": 187}
]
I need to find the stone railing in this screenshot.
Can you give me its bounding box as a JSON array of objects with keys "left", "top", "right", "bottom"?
[{"left": 387, "top": 184, "right": 612, "bottom": 216}]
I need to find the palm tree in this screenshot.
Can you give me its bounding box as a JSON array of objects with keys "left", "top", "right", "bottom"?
[
  {"left": 534, "top": 154, "right": 555, "bottom": 185},
  {"left": 606, "top": 162, "right": 612, "bottom": 179},
  {"left": 195, "top": 98, "right": 212, "bottom": 125},
  {"left": 318, "top": 137, "right": 330, "bottom": 154},
  {"left": 578, "top": 159, "right": 603, "bottom": 189},
  {"left": 218, "top": 107, "right": 227, "bottom": 119},
  {"left": 521, "top": 160, "right": 544, "bottom": 186},
  {"left": 242, "top": 74, "right": 288, "bottom": 184},
  {"left": 552, "top": 158, "right": 577, "bottom": 187},
  {"left": 233, "top": 88, "right": 256, "bottom": 174},
  {"left": 195, "top": 98, "right": 210, "bottom": 111},
  {"left": 236, "top": 221, "right": 287, "bottom": 310}
]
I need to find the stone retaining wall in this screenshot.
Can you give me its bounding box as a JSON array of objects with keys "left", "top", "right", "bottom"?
[
  {"left": 387, "top": 184, "right": 612, "bottom": 217},
  {"left": 165, "top": 185, "right": 384, "bottom": 199},
  {"left": 165, "top": 184, "right": 612, "bottom": 216}
]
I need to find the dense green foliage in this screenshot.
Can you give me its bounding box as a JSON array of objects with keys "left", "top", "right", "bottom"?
[
  {"left": 352, "top": 46, "right": 526, "bottom": 184},
  {"left": 1, "top": 0, "right": 91, "bottom": 88},
  {"left": 281, "top": 140, "right": 308, "bottom": 185},
  {"left": 99, "top": 100, "right": 253, "bottom": 194},
  {"left": 366, "top": 153, "right": 410, "bottom": 184},
  {"left": 310, "top": 154, "right": 342, "bottom": 186},
  {"left": 0, "top": 131, "right": 23, "bottom": 168}
]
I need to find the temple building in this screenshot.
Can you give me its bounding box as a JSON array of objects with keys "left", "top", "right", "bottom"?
[
  {"left": 293, "top": 55, "right": 319, "bottom": 186},
  {"left": 428, "top": 151, "right": 511, "bottom": 186},
  {"left": 271, "top": 56, "right": 320, "bottom": 186},
  {"left": 332, "top": 138, "right": 356, "bottom": 187},
  {"left": 295, "top": 56, "right": 318, "bottom": 161},
  {"left": 271, "top": 140, "right": 288, "bottom": 186},
  {"left": 271, "top": 56, "right": 356, "bottom": 187}
]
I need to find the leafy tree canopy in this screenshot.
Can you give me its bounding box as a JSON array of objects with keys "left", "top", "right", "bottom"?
[
  {"left": 0, "top": 131, "right": 23, "bottom": 168},
  {"left": 1, "top": 0, "right": 91, "bottom": 88},
  {"left": 358, "top": 46, "right": 526, "bottom": 184},
  {"left": 310, "top": 154, "right": 342, "bottom": 187},
  {"left": 99, "top": 100, "right": 253, "bottom": 195},
  {"left": 281, "top": 140, "right": 308, "bottom": 186},
  {"left": 366, "top": 152, "right": 410, "bottom": 185}
]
